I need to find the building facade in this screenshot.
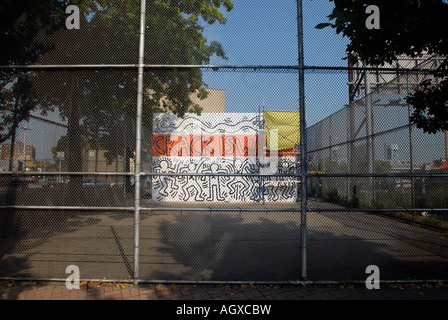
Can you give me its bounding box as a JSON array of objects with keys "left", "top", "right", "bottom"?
[{"left": 0, "top": 142, "right": 36, "bottom": 171}]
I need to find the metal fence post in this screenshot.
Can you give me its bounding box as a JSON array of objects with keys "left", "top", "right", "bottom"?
[
  {"left": 133, "top": 0, "right": 147, "bottom": 285},
  {"left": 365, "top": 70, "right": 375, "bottom": 204},
  {"left": 407, "top": 72, "right": 415, "bottom": 216},
  {"left": 297, "top": 0, "right": 308, "bottom": 281}
]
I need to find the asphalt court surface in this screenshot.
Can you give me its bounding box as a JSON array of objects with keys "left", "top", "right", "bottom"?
[{"left": 1, "top": 200, "right": 447, "bottom": 282}]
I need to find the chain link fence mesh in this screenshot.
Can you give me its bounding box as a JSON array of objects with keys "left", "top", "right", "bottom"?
[
  {"left": 0, "top": 0, "right": 447, "bottom": 283},
  {"left": 306, "top": 66, "right": 448, "bottom": 281}
]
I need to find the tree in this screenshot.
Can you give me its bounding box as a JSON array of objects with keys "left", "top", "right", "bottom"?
[
  {"left": 317, "top": 0, "right": 448, "bottom": 134},
  {"left": 2, "top": 0, "right": 233, "bottom": 147},
  {"left": 0, "top": 0, "right": 71, "bottom": 144},
  {"left": 374, "top": 160, "right": 391, "bottom": 173},
  {"left": 24, "top": 1, "right": 233, "bottom": 201}
]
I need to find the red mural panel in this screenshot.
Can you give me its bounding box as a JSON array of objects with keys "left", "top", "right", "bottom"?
[{"left": 153, "top": 134, "right": 296, "bottom": 157}]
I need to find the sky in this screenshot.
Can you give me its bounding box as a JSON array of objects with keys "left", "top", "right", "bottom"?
[
  {"left": 201, "top": 0, "right": 350, "bottom": 125},
  {"left": 19, "top": 0, "right": 352, "bottom": 161},
  {"left": 204, "top": 0, "right": 348, "bottom": 66}
]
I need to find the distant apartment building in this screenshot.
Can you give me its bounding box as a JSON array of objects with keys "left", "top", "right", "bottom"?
[
  {"left": 348, "top": 53, "right": 444, "bottom": 98},
  {"left": 83, "top": 149, "right": 125, "bottom": 173},
  {"left": 146, "top": 87, "right": 225, "bottom": 113},
  {"left": 0, "top": 142, "right": 36, "bottom": 162},
  {"left": 83, "top": 87, "right": 225, "bottom": 175},
  {"left": 0, "top": 142, "right": 37, "bottom": 171},
  {"left": 190, "top": 88, "right": 225, "bottom": 113}
]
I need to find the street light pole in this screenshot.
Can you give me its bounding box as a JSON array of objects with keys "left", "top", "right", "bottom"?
[{"left": 22, "top": 127, "right": 31, "bottom": 171}]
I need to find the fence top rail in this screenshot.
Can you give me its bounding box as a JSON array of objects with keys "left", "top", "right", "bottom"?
[
  {"left": 0, "top": 171, "right": 300, "bottom": 178},
  {"left": 0, "top": 171, "right": 133, "bottom": 176},
  {"left": 307, "top": 172, "right": 448, "bottom": 178},
  {"left": 308, "top": 208, "right": 448, "bottom": 213},
  {"left": 1, "top": 205, "right": 446, "bottom": 213},
  {"left": 0, "top": 64, "right": 437, "bottom": 73},
  {"left": 0, "top": 171, "right": 446, "bottom": 177}
]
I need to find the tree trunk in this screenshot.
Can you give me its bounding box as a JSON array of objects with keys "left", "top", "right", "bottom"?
[
  {"left": 67, "top": 78, "right": 84, "bottom": 206},
  {"left": 123, "top": 114, "right": 134, "bottom": 195}
]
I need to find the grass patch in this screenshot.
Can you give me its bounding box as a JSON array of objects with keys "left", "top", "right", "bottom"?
[{"left": 321, "top": 188, "right": 448, "bottom": 232}]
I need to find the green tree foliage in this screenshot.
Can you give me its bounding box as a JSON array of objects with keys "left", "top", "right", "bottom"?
[
  {"left": 374, "top": 159, "right": 391, "bottom": 173},
  {"left": 32, "top": 0, "right": 233, "bottom": 167},
  {"left": 2, "top": 0, "right": 233, "bottom": 144},
  {"left": 0, "top": 0, "right": 69, "bottom": 143},
  {"left": 317, "top": 0, "right": 448, "bottom": 134},
  {"left": 1, "top": 0, "right": 233, "bottom": 202}
]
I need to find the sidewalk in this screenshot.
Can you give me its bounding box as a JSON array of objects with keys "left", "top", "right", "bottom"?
[{"left": 1, "top": 280, "right": 448, "bottom": 300}]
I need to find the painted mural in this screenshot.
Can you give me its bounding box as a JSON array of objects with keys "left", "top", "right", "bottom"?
[{"left": 152, "top": 113, "right": 299, "bottom": 202}]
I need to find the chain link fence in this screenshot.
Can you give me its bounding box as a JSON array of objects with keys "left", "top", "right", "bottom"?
[
  {"left": 0, "top": 0, "right": 447, "bottom": 284},
  {"left": 305, "top": 64, "right": 448, "bottom": 281}
]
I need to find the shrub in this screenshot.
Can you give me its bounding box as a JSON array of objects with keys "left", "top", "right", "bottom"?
[
  {"left": 326, "top": 188, "right": 340, "bottom": 203},
  {"left": 350, "top": 194, "right": 361, "bottom": 207}
]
